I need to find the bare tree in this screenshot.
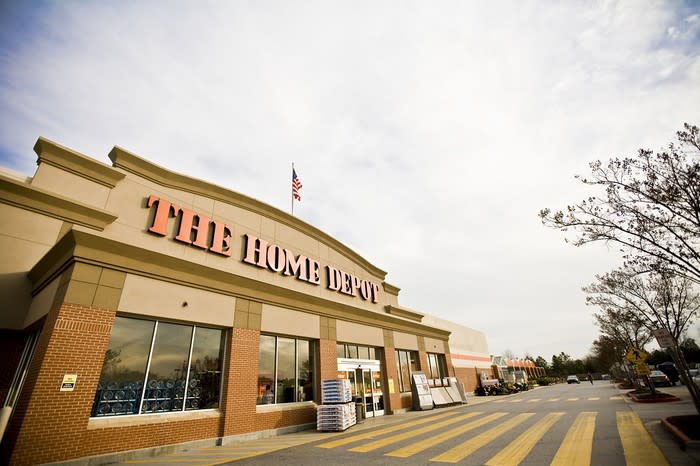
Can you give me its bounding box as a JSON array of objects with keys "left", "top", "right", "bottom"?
[
  {"left": 584, "top": 268, "right": 700, "bottom": 412},
  {"left": 540, "top": 123, "right": 700, "bottom": 284}
]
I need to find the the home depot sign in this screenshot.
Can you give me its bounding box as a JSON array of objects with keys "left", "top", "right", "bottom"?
[{"left": 145, "top": 195, "right": 380, "bottom": 303}]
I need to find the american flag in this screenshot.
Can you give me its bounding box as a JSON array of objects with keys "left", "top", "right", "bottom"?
[{"left": 292, "top": 168, "right": 303, "bottom": 201}]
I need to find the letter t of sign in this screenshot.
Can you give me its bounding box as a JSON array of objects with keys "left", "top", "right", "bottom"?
[{"left": 147, "top": 195, "right": 179, "bottom": 235}]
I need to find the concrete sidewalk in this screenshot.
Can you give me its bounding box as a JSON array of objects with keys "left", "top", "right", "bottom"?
[{"left": 615, "top": 382, "right": 699, "bottom": 465}]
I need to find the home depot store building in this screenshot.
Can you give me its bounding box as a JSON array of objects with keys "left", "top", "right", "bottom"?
[{"left": 0, "top": 138, "right": 492, "bottom": 465}]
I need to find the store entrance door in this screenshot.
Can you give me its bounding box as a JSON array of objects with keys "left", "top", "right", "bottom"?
[
  {"left": 359, "top": 368, "right": 384, "bottom": 417},
  {"left": 338, "top": 358, "right": 384, "bottom": 418}
]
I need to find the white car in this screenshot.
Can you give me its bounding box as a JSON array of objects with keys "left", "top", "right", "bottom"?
[{"left": 566, "top": 375, "right": 580, "bottom": 384}]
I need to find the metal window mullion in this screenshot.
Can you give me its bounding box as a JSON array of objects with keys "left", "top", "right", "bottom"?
[
  {"left": 273, "top": 337, "right": 278, "bottom": 404},
  {"left": 218, "top": 330, "right": 228, "bottom": 411},
  {"left": 294, "top": 339, "right": 299, "bottom": 401},
  {"left": 4, "top": 331, "right": 39, "bottom": 408},
  {"left": 183, "top": 326, "right": 196, "bottom": 411},
  {"left": 139, "top": 321, "right": 159, "bottom": 414}
]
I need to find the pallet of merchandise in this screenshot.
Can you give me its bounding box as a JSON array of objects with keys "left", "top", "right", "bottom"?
[
  {"left": 321, "top": 379, "right": 353, "bottom": 404},
  {"left": 316, "top": 402, "right": 356, "bottom": 431}
]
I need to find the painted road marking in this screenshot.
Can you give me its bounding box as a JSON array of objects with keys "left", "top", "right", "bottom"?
[
  {"left": 508, "top": 399, "right": 523, "bottom": 403},
  {"left": 485, "top": 412, "right": 564, "bottom": 466},
  {"left": 349, "top": 412, "right": 482, "bottom": 453},
  {"left": 431, "top": 413, "right": 534, "bottom": 463},
  {"left": 547, "top": 398, "right": 561, "bottom": 402},
  {"left": 550, "top": 411, "right": 596, "bottom": 466},
  {"left": 587, "top": 397, "right": 600, "bottom": 401},
  {"left": 617, "top": 411, "right": 669, "bottom": 466},
  {"left": 384, "top": 412, "right": 507, "bottom": 458},
  {"left": 610, "top": 396, "right": 623, "bottom": 400},
  {"left": 430, "top": 413, "right": 535, "bottom": 463},
  {"left": 526, "top": 399, "right": 541, "bottom": 403},
  {"left": 567, "top": 398, "right": 579, "bottom": 401},
  {"left": 315, "top": 410, "right": 457, "bottom": 449}
]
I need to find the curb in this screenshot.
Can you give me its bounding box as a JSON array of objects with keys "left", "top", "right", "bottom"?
[
  {"left": 661, "top": 415, "right": 700, "bottom": 454},
  {"left": 628, "top": 393, "right": 681, "bottom": 403}
]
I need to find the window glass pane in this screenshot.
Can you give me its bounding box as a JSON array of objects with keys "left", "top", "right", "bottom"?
[
  {"left": 368, "top": 347, "right": 377, "bottom": 360},
  {"left": 187, "top": 327, "right": 224, "bottom": 410},
  {"left": 143, "top": 322, "right": 193, "bottom": 413},
  {"left": 336, "top": 343, "right": 345, "bottom": 359},
  {"left": 428, "top": 353, "right": 438, "bottom": 379},
  {"left": 258, "top": 335, "right": 276, "bottom": 404},
  {"left": 399, "top": 351, "right": 410, "bottom": 392},
  {"left": 409, "top": 351, "right": 418, "bottom": 373},
  {"left": 297, "top": 340, "right": 312, "bottom": 401},
  {"left": 358, "top": 346, "right": 370, "bottom": 360},
  {"left": 395, "top": 351, "right": 402, "bottom": 392},
  {"left": 276, "top": 338, "right": 296, "bottom": 403},
  {"left": 347, "top": 345, "right": 358, "bottom": 359},
  {"left": 93, "top": 317, "right": 154, "bottom": 417}
]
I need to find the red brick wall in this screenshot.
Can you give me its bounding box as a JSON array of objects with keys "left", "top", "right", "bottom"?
[
  {"left": 382, "top": 346, "right": 401, "bottom": 413},
  {"left": 418, "top": 351, "right": 429, "bottom": 377},
  {"left": 454, "top": 367, "right": 479, "bottom": 393},
  {"left": 5, "top": 303, "right": 114, "bottom": 465},
  {"left": 3, "top": 304, "right": 221, "bottom": 465},
  {"left": 220, "top": 327, "right": 259, "bottom": 437},
  {"left": 319, "top": 339, "right": 338, "bottom": 381}
]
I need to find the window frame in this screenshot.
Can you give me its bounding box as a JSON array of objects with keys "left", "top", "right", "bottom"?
[
  {"left": 257, "top": 334, "right": 315, "bottom": 405},
  {"left": 395, "top": 349, "right": 419, "bottom": 393},
  {"left": 92, "top": 316, "right": 226, "bottom": 418}
]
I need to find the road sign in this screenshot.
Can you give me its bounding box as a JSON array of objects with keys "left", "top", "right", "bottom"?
[
  {"left": 635, "top": 364, "right": 650, "bottom": 376},
  {"left": 625, "top": 348, "right": 648, "bottom": 363},
  {"left": 653, "top": 328, "right": 675, "bottom": 349}
]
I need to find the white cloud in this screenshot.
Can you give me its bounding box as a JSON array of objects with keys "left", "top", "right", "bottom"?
[{"left": 1, "top": 0, "right": 698, "bottom": 361}]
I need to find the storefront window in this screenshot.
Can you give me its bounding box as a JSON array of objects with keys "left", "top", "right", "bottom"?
[
  {"left": 92, "top": 316, "right": 224, "bottom": 417},
  {"left": 257, "top": 335, "right": 314, "bottom": 405},
  {"left": 297, "top": 340, "right": 312, "bottom": 401},
  {"left": 395, "top": 349, "right": 418, "bottom": 392},
  {"left": 427, "top": 352, "right": 448, "bottom": 380},
  {"left": 336, "top": 343, "right": 379, "bottom": 361}
]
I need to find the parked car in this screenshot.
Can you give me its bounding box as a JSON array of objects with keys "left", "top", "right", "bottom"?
[
  {"left": 566, "top": 375, "right": 580, "bottom": 384},
  {"left": 656, "top": 362, "right": 679, "bottom": 385},
  {"left": 649, "top": 370, "right": 672, "bottom": 387}
]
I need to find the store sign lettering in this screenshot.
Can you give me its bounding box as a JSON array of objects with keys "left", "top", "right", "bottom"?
[
  {"left": 242, "top": 233, "right": 321, "bottom": 285},
  {"left": 146, "top": 195, "right": 234, "bottom": 256},
  {"left": 144, "top": 195, "right": 380, "bottom": 303}
]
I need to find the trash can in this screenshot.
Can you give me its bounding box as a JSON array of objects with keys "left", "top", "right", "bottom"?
[{"left": 355, "top": 398, "right": 365, "bottom": 423}]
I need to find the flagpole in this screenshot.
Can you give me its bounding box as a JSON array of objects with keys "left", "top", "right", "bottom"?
[{"left": 291, "top": 162, "right": 295, "bottom": 216}]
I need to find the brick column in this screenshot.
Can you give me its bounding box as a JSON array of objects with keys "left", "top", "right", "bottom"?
[
  {"left": 220, "top": 299, "right": 261, "bottom": 437},
  {"left": 382, "top": 329, "right": 400, "bottom": 414},
  {"left": 5, "top": 303, "right": 115, "bottom": 466},
  {"left": 220, "top": 327, "right": 260, "bottom": 436},
  {"left": 318, "top": 317, "right": 338, "bottom": 381}
]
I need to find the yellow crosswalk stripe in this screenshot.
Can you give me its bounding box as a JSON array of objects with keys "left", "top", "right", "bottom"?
[
  {"left": 567, "top": 398, "right": 579, "bottom": 401},
  {"left": 485, "top": 412, "right": 564, "bottom": 466},
  {"left": 431, "top": 413, "right": 534, "bottom": 463},
  {"left": 526, "top": 399, "right": 541, "bottom": 403},
  {"left": 349, "top": 411, "right": 483, "bottom": 453},
  {"left": 587, "top": 397, "right": 600, "bottom": 400},
  {"left": 508, "top": 399, "right": 523, "bottom": 403},
  {"left": 315, "top": 410, "right": 457, "bottom": 449},
  {"left": 547, "top": 398, "right": 560, "bottom": 402},
  {"left": 617, "top": 411, "right": 669, "bottom": 466},
  {"left": 384, "top": 412, "right": 508, "bottom": 458},
  {"left": 550, "top": 412, "right": 596, "bottom": 466},
  {"left": 610, "top": 396, "right": 623, "bottom": 400}
]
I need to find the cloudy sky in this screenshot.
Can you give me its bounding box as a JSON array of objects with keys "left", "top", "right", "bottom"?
[{"left": 1, "top": 1, "right": 698, "bottom": 362}]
